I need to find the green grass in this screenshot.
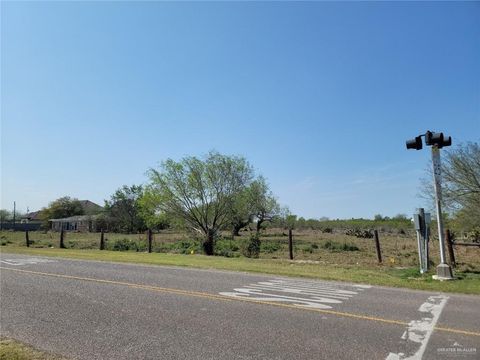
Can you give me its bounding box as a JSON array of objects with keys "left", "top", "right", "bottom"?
[
  {"left": 2, "top": 246, "right": 479, "bottom": 294},
  {"left": 0, "top": 337, "right": 66, "bottom": 360}
]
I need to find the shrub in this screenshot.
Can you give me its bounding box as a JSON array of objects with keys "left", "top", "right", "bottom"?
[
  {"left": 341, "top": 243, "right": 360, "bottom": 251},
  {"left": 215, "top": 239, "right": 240, "bottom": 257},
  {"left": 322, "top": 240, "right": 359, "bottom": 252},
  {"left": 261, "top": 241, "right": 281, "bottom": 253},
  {"left": 110, "top": 238, "right": 138, "bottom": 251},
  {"left": 467, "top": 227, "right": 480, "bottom": 242},
  {"left": 301, "top": 245, "right": 314, "bottom": 253},
  {"left": 345, "top": 228, "right": 373, "bottom": 239},
  {"left": 169, "top": 240, "right": 198, "bottom": 254},
  {"left": 240, "top": 233, "right": 261, "bottom": 258}
]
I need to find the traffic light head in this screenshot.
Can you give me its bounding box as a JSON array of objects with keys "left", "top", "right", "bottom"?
[
  {"left": 431, "top": 132, "right": 444, "bottom": 145},
  {"left": 406, "top": 136, "right": 423, "bottom": 150},
  {"left": 440, "top": 136, "right": 452, "bottom": 148},
  {"left": 425, "top": 131, "right": 433, "bottom": 145},
  {"left": 425, "top": 131, "right": 452, "bottom": 148}
]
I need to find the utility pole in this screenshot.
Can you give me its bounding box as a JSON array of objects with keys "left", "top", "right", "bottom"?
[{"left": 406, "top": 131, "right": 454, "bottom": 280}]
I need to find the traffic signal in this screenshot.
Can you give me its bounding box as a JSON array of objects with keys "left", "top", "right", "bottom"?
[
  {"left": 439, "top": 136, "right": 452, "bottom": 148},
  {"left": 425, "top": 131, "right": 433, "bottom": 145},
  {"left": 431, "top": 132, "right": 444, "bottom": 145},
  {"left": 406, "top": 136, "right": 423, "bottom": 150},
  {"left": 424, "top": 131, "right": 452, "bottom": 148}
]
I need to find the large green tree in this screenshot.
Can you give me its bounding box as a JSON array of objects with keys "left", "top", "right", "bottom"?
[
  {"left": 249, "top": 176, "right": 281, "bottom": 233},
  {"left": 146, "top": 151, "right": 254, "bottom": 255},
  {"left": 229, "top": 187, "right": 254, "bottom": 237},
  {"left": 138, "top": 189, "right": 171, "bottom": 231},
  {"left": 104, "top": 185, "right": 146, "bottom": 233},
  {"left": 225, "top": 177, "right": 282, "bottom": 237}
]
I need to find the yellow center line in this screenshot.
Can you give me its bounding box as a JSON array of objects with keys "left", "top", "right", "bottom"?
[{"left": 1, "top": 266, "right": 479, "bottom": 337}]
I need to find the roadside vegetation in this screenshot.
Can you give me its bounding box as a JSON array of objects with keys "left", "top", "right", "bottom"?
[
  {"left": 2, "top": 222, "right": 479, "bottom": 294},
  {"left": 0, "top": 337, "right": 66, "bottom": 360}
]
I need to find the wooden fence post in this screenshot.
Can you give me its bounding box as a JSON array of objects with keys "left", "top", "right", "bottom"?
[
  {"left": 374, "top": 230, "right": 382, "bottom": 264},
  {"left": 445, "top": 229, "right": 456, "bottom": 268},
  {"left": 60, "top": 228, "right": 66, "bottom": 249},
  {"left": 288, "top": 229, "right": 294, "bottom": 260},
  {"left": 25, "top": 230, "right": 30, "bottom": 247},
  {"left": 148, "top": 229, "right": 153, "bottom": 253},
  {"left": 100, "top": 229, "right": 105, "bottom": 250}
]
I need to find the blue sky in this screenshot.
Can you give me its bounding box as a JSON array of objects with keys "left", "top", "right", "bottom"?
[{"left": 1, "top": 1, "right": 479, "bottom": 219}]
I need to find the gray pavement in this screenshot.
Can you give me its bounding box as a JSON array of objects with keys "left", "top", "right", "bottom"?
[{"left": 0, "top": 253, "right": 478, "bottom": 359}]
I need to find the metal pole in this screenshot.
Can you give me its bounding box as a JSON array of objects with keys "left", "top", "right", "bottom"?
[
  {"left": 13, "top": 201, "right": 16, "bottom": 231},
  {"left": 424, "top": 223, "right": 429, "bottom": 271},
  {"left": 415, "top": 229, "right": 423, "bottom": 273},
  {"left": 414, "top": 209, "right": 425, "bottom": 273},
  {"left": 424, "top": 213, "right": 431, "bottom": 271},
  {"left": 431, "top": 146, "right": 453, "bottom": 279},
  {"left": 419, "top": 208, "right": 426, "bottom": 273}
]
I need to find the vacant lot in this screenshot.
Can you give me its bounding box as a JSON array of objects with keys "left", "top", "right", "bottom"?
[
  {"left": 1, "top": 228, "right": 478, "bottom": 271},
  {"left": 2, "top": 226, "right": 479, "bottom": 294}
]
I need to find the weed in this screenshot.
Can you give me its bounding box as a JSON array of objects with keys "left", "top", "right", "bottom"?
[
  {"left": 322, "top": 240, "right": 359, "bottom": 252},
  {"left": 110, "top": 238, "right": 138, "bottom": 251},
  {"left": 240, "top": 233, "right": 261, "bottom": 258},
  {"left": 261, "top": 241, "right": 281, "bottom": 253},
  {"left": 214, "top": 239, "right": 240, "bottom": 257},
  {"left": 168, "top": 240, "right": 199, "bottom": 254}
]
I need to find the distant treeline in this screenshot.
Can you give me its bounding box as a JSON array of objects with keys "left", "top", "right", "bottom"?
[{"left": 268, "top": 216, "right": 412, "bottom": 233}]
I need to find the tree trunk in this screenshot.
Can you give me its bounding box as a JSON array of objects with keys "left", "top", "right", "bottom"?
[
  {"left": 256, "top": 219, "right": 264, "bottom": 234},
  {"left": 60, "top": 229, "right": 66, "bottom": 249},
  {"left": 100, "top": 229, "right": 105, "bottom": 250},
  {"left": 203, "top": 229, "right": 215, "bottom": 256},
  {"left": 232, "top": 224, "right": 243, "bottom": 237}
]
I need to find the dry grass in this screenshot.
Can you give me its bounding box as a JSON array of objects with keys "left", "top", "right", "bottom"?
[
  {"left": 1, "top": 229, "right": 479, "bottom": 271},
  {"left": 1, "top": 229, "right": 479, "bottom": 294},
  {"left": 0, "top": 337, "right": 66, "bottom": 360}
]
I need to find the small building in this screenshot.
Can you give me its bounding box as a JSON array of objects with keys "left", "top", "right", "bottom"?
[
  {"left": 78, "top": 200, "right": 103, "bottom": 215},
  {"left": 17, "top": 211, "right": 43, "bottom": 230},
  {"left": 49, "top": 215, "right": 101, "bottom": 232},
  {"left": 21, "top": 211, "right": 42, "bottom": 223}
]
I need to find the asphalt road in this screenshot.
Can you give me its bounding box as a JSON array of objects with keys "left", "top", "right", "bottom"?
[{"left": 0, "top": 253, "right": 479, "bottom": 360}]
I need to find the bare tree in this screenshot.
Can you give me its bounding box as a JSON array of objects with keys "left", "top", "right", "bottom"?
[
  {"left": 442, "top": 142, "right": 480, "bottom": 209},
  {"left": 421, "top": 141, "right": 480, "bottom": 230}
]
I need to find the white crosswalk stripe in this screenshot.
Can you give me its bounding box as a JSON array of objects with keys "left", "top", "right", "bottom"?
[
  {"left": 219, "top": 279, "right": 370, "bottom": 309},
  {"left": 0, "top": 258, "right": 56, "bottom": 266}
]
